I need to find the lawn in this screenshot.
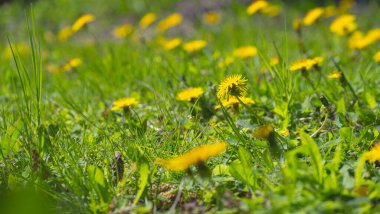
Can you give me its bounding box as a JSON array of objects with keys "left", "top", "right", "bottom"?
[{"left": 1, "top": 0, "right": 380, "bottom": 213}]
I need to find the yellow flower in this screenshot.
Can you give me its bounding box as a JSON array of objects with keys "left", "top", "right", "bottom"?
[
  {"left": 2, "top": 43, "right": 29, "bottom": 60},
  {"left": 139, "top": 12, "right": 156, "bottom": 28},
  {"left": 253, "top": 124, "right": 274, "bottom": 139},
  {"left": 176, "top": 87, "right": 204, "bottom": 102},
  {"left": 330, "top": 14, "right": 357, "bottom": 36},
  {"left": 289, "top": 57, "right": 323, "bottom": 71},
  {"left": 203, "top": 11, "right": 220, "bottom": 25},
  {"left": 215, "top": 97, "right": 255, "bottom": 109},
  {"left": 279, "top": 129, "right": 289, "bottom": 137},
  {"left": 374, "top": 51, "right": 380, "bottom": 62},
  {"left": 364, "top": 143, "right": 380, "bottom": 163},
  {"left": 218, "top": 56, "right": 235, "bottom": 69},
  {"left": 261, "top": 4, "right": 282, "bottom": 17},
  {"left": 72, "top": 14, "right": 95, "bottom": 32},
  {"left": 247, "top": 0, "right": 269, "bottom": 15},
  {"left": 162, "top": 37, "right": 182, "bottom": 50},
  {"left": 58, "top": 27, "right": 74, "bottom": 42},
  {"left": 157, "top": 13, "right": 183, "bottom": 32},
  {"left": 111, "top": 97, "right": 138, "bottom": 111},
  {"left": 270, "top": 56, "right": 279, "bottom": 66},
  {"left": 327, "top": 71, "right": 342, "bottom": 79},
  {"left": 233, "top": 46, "right": 258, "bottom": 59},
  {"left": 112, "top": 24, "right": 133, "bottom": 38},
  {"left": 348, "top": 29, "right": 380, "bottom": 49},
  {"left": 61, "top": 58, "right": 82, "bottom": 73},
  {"left": 183, "top": 40, "right": 207, "bottom": 53},
  {"left": 217, "top": 74, "right": 248, "bottom": 100},
  {"left": 323, "top": 5, "right": 337, "bottom": 17},
  {"left": 155, "top": 142, "right": 228, "bottom": 171},
  {"left": 302, "top": 7, "right": 324, "bottom": 26}
]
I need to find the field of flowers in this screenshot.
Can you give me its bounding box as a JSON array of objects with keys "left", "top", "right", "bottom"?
[{"left": 1, "top": 0, "right": 380, "bottom": 213}]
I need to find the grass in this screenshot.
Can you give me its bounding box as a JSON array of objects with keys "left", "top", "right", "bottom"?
[{"left": 1, "top": 0, "right": 380, "bottom": 213}]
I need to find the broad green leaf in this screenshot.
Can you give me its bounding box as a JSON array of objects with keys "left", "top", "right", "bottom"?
[
  {"left": 133, "top": 162, "right": 150, "bottom": 205},
  {"left": 300, "top": 132, "right": 323, "bottom": 184}
]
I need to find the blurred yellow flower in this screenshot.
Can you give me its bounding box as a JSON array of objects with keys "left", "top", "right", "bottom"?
[
  {"left": 253, "top": 124, "right": 274, "bottom": 140},
  {"left": 61, "top": 58, "right": 82, "bottom": 73},
  {"left": 270, "top": 56, "right": 279, "bottom": 66},
  {"left": 374, "top": 51, "right": 380, "bottom": 62},
  {"left": 233, "top": 46, "right": 258, "bottom": 59},
  {"left": 155, "top": 142, "right": 228, "bottom": 171},
  {"left": 247, "top": 0, "right": 269, "bottom": 15},
  {"left": 2, "top": 43, "right": 29, "bottom": 60},
  {"left": 327, "top": 71, "right": 342, "bottom": 79},
  {"left": 323, "top": 5, "right": 337, "bottom": 17},
  {"left": 302, "top": 7, "right": 324, "bottom": 26},
  {"left": 261, "top": 4, "right": 282, "bottom": 17},
  {"left": 139, "top": 12, "right": 156, "bottom": 28},
  {"left": 330, "top": 14, "right": 357, "bottom": 36},
  {"left": 72, "top": 14, "right": 95, "bottom": 32},
  {"left": 217, "top": 74, "right": 248, "bottom": 100},
  {"left": 162, "top": 37, "right": 182, "bottom": 50},
  {"left": 58, "top": 27, "right": 74, "bottom": 42},
  {"left": 293, "top": 18, "right": 302, "bottom": 31},
  {"left": 112, "top": 24, "right": 133, "bottom": 38},
  {"left": 279, "top": 129, "right": 289, "bottom": 137},
  {"left": 157, "top": 13, "right": 183, "bottom": 32},
  {"left": 203, "top": 11, "right": 220, "bottom": 25},
  {"left": 364, "top": 143, "right": 380, "bottom": 163},
  {"left": 111, "top": 97, "right": 138, "bottom": 111},
  {"left": 215, "top": 97, "right": 255, "bottom": 109},
  {"left": 348, "top": 29, "right": 380, "bottom": 49},
  {"left": 176, "top": 87, "right": 204, "bottom": 101},
  {"left": 218, "top": 56, "right": 235, "bottom": 69},
  {"left": 183, "top": 40, "right": 207, "bottom": 53},
  {"left": 289, "top": 57, "right": 323, "bottom": 71}
]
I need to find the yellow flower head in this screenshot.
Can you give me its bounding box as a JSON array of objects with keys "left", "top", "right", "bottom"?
[
  {"left": 327, "top": 71, "right": 342, "bottom": 79},
  {"left": 203, "top": 11, "right": 221, "bottom": 25},
  {"left": 330, "top": 14, "right": 357, "bottom": 36},
  {"left": 374, "top": 51, "right": 380, "bottom": 62},
  {"left": 155, "top": 142, "right": 228, "bottom": 171},
  {"left": 261, "top": 4, "right": 282, "bottom": 17},
  {"left": 72, "top": 14, "right": 95, "bottom": 32},
  {"left": 348, "top": 29, "right": 380, "bottom": 49},
  {"left": 289, "top": 57, "right": 323, "bottom": 71},
  {"left": 302, "top": 7, "right": 324, "bottom": 26},
  {"left": 161, "top": 37, "right": 182, "bottom": 50},
  {"left": 112, "top": 24, "right": 133, "bottom": 38},
  {"left": 157, "top": 13, "right": 183, "bottom": 32},
  {"left": 111, "top": 97, "right": 138, "bottom": 111},
  {"left": 183, "top": 40, "right": 208, "bottom": 53},
  {"left": 217, "top": 74, "right": 248, "bottom": 99},
  {"left": 233, "top": 46, "right": 258, "bottom": 59},
  {"left": 247, "top": 0, "right": 269, "bottom": 15},
  {"left": 176, "top": 87, "right": 204, "bottom": 102},
  {"left": 139, "top": 12, "right": 156, "bottom": 28},
  {"left": 215, "top": 97, "right": 255, "bottom": 109},
  {"left": 61, "top": 58, "right": 82, "bottom": 73},
  {"left": 364, "top": 143, "right": 380, "bottom": 163},
  {"left": 58, "top": 27, "right": 74, "bottom": 42},
  {"left": 270, "top": 56, "right": 280, "bottom": 66},
  {"left": 218, "top": 56, "right": 235, "bottom": 69},
  {"left": 253, "top": 124, "right": 274, "bottom": 139}
]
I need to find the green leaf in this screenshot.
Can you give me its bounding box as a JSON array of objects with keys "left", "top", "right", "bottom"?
[
  {"left": 336, "top": 97, "right": 346, "bottom": 115},
  {"left": 133, "top": 162, "right": 150, "bottom": 205},
  {"left": 365, "top": 92, "right": 376, "bottom": 109},
  {"left": 300, "top": 132, "right": 324, "bottom": 184},
  {"left": 229, "top": 160, "right": 255, "bottom": 188}
]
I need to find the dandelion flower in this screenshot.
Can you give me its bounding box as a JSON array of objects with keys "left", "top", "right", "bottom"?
[
  {"left": 155, "top": 142, "right": 228, "bottom": 171},
  {"left": 112, "top": 24, "right": 133, "bottom": 38},
  {"left": 327, "top": 71, "right": 342, "bottom": 79},
  {"left": 374, "top": 51, "right": 380, "bottom": 62},
  {"left": 215, "top": 97, "right": 255, "bottom": 109},
  {"left": 61, "top": 58, "right": 82, "bottom": 73},
  {"left": 302, "top": 7, "right": 324, "bottom": 26},
  {"left": 111, "top": 97, "right": 138, "bottom": 111},
  {"left": 218, "top": 56, "right": 235, "bottom": 69},
  {"left": 72, "top": 14, "right": 95, "bottom": 32},
  {"left": 233, "top": 46, "right": 258, "bottom": 59},
  {"left": 183, "top": 40, "right": 207, "bottom": 53},
  {"left": 253, "top": 124, "right": 274, "bottom": 139},
  {"left": 289, "top": 57, "right": 323, "bottom": 71},
  {"left": 203, "top": 11, "right": 220, "bottom": 25},
  {"left": 261, "top": 4, "right": 281, "bottom": 17},
  {"left": 58, "top": 27, "right": 74, "bottom": 42},
  {"left": 139, "top": 12, "right": 156, "bottom": 28},
  {"left": 270, "top": 56, "right": 279, "bottom": 66},
  {"left": 348, "top": 29, "right": 380, "bottom": 49},
  {"left": 364, "top": 143, "right": 380, "bottom": 163},
  {"left": 247, "top": 0, "right": 269, "bottom": 15},
  {"left": 176, "top": 87, "right": 204, "bottom": 102},
  {"left": 162, "top": 37, "right": 182, "bottom": 50},
  {"left": 217, "top": 74, "right": 248, "bottom": 100},
  {"left": 330, "top": 14, "right": 357, "bottom": 36},
  {"left": 157, "top": 13, "right": 183, "bottom": 32}
]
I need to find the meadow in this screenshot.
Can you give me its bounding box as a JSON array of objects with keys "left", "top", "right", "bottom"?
[{"left": 1, "top": 0, "right": 380, "bottom": 213}]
